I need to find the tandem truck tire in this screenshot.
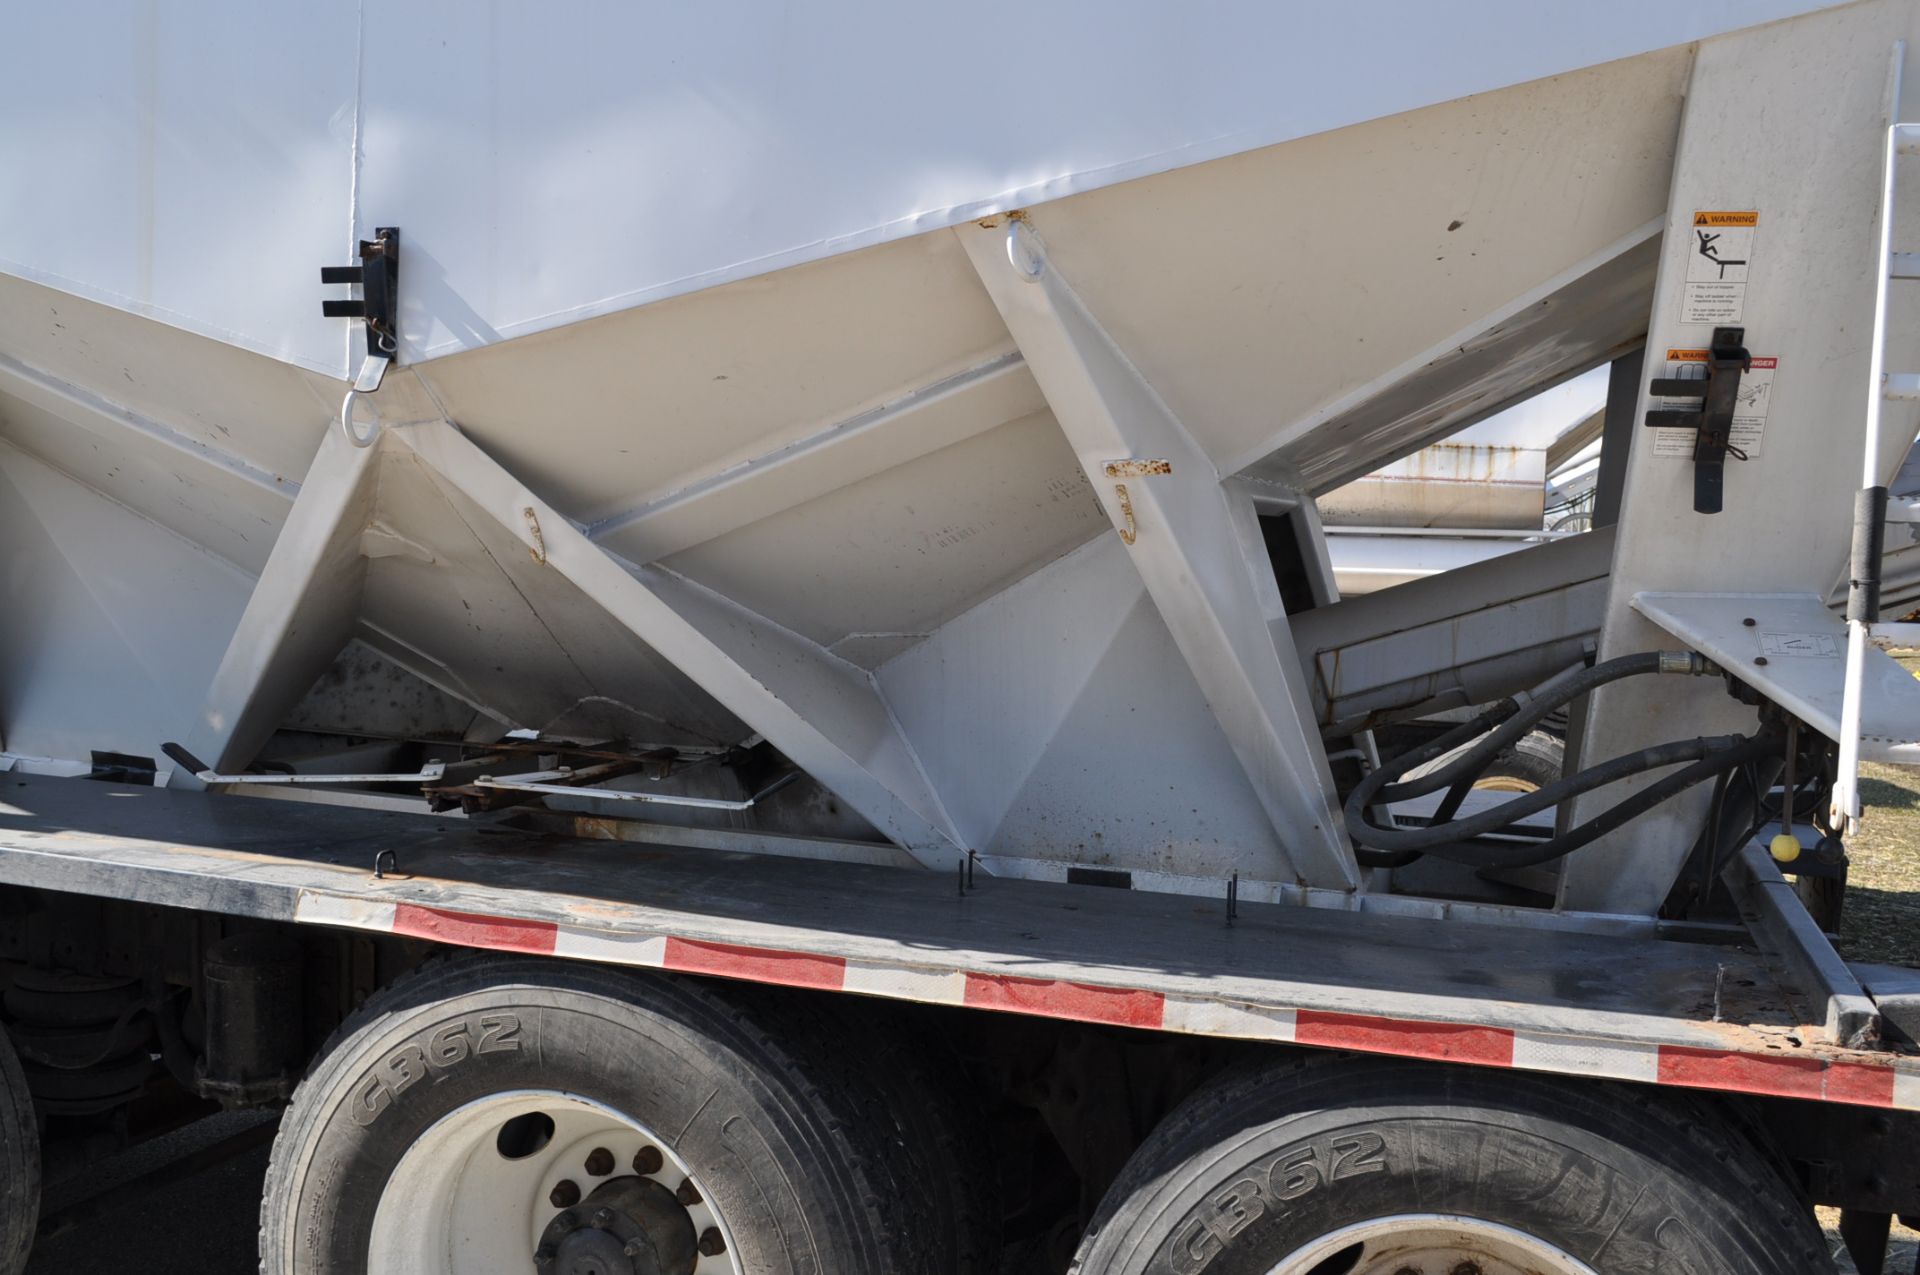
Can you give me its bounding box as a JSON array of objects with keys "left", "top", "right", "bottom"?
[
  {"left": 0, "top": 1026, "right": 36, "bottom": 1275},
  {"left": 1070, "top": 1054, "right": 1831, "bottom": 1275},
  {"left": 259, "top": 956, "right": 953, "bottom": 1275}
]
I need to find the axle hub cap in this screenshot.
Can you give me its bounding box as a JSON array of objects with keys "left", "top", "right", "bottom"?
[{"left": 536, "top": 1177, "right": 697, "bottom": 1275}]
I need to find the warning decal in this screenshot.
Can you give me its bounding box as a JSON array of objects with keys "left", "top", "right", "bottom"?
[
  {"left": 1681, "top": 210, "right": 1758, "bottom": 324},
  {"left": 1759, "top": 631, "right": 1839, "bottom": 659},
  {"left": 1651, "top": 348, "right": 1778, "bottom": 460}
]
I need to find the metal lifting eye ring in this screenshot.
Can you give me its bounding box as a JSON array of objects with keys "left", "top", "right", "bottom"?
[
  {"left": 1006, "top": 218, "right": 1044, "bottom": 281},
  {"left": 341, "top": 386, "right": 381, "bottom": 448}
]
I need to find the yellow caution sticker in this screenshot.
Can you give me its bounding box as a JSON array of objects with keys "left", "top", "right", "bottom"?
[{"left": 1692, "top": 210, "right": 1760, "bottom": 227}]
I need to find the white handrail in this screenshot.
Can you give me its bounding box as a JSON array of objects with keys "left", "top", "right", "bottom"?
[{"left": 1833, "top": 44, "right": 1908, "bottom": 834}]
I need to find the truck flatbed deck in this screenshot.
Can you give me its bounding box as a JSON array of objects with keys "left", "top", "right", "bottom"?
[{"left": 2, "top": 773, "right": 1910, "bottom": 1113}]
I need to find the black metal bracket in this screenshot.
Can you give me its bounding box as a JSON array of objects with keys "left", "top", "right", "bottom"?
[
  {"left": 319, "top": 227, "right": 399, "bottom": 360},
  {"left": 1643, "top": 325, "right": 1750, "bottom": 515},
  {"left": 160, "top": 741, "right": 211, "bottom": 777}
]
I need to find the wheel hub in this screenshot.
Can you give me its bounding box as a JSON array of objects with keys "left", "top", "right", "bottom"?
[
  {"left": 370, "top": 1091, "right": 740, "bottom": 1275},
  {"left": 1270, "top": 1214, "right": 1597, "bottom": 1275},
  {"left": 534, "top": 1177, "right": 697, "bottom": 1275}
]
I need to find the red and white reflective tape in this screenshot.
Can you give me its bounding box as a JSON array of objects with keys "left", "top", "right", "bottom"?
[{"left": 296, "top": 894, "right": 1920, "bottom": 1112}]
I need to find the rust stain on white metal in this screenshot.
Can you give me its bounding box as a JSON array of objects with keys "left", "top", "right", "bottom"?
[
  {"left": 1111, "top": 483, "right": 1139, "bottom": 545},
  {"left": 522, "top": 506, "right": 547, "bottom": 564},
  {"left": 1103, "top": 461, "right": 1171, "bottom": 546},
  {"left": 1102, "top": 459, "right": 1173, "bottom": 479}
]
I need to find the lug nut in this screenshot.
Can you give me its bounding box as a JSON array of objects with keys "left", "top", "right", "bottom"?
[
  {"left": 632, "top": 1144, "right": 664, "bottom": 1176},
  {"left": 533, "top": 1244, "right": 557, "bottom": 1269},
  {"left": 584, "top": 1146, "right": 615, "bottom": 1176},
  {"left": 675, "top": 1180, "right": 703, "bottom": 1207},
  {"left": 697, "top": 1227, "right": 727, "bottom": 1256},
  {"left": 591, "top": 1208, "right": 615, "bottom": 1229},
  {"left": 623, "top": 1238, "right": 651, "bottom": 1258},
  {"left": 549, "top": 1179, "right": 581, "bottom": 1208}
]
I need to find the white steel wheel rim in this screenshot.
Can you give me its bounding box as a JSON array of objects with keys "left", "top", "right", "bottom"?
[
  {"left": 1268, "top": 1213, "right": 1598, "bottom": 1275},
  {"left": 368, "top": 1090, "right": 742, "bottom": 1275}
]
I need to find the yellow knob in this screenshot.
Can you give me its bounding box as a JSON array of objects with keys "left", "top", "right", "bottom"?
[{"left": 1769, "top": 833, "right": 1802, "bottom": 864}]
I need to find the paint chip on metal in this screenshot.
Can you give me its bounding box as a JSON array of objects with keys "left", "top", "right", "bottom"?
[
  {"left": 391, "top": 903, "right": 559, "bottom": 954},
  {"left": 962, "top": 973, "right": 1166, "bottom": 1029},
  {"left": 1656, "top": 1045, "right": 1898, "bottom": 1106},
  {"left": 662, "top": 937, "right": 847, "bottom": 990},
  {"left": 1295, "top": 1009, "right": 1516, "bottom": 1066}
]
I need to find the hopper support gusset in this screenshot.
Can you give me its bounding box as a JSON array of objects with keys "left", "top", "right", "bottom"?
[
  {"left": 170, "top": 419, "right": 969, "bottom": 869},
  {"left": 956, "top": 219, "right": 1361, "bottom": 891},
  {"left": 168, "top": 426, "right": 381, "bottom": 784}
]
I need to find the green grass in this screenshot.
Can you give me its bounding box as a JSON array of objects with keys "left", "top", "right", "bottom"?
[
  {"left": 1837, "top": 762, "right": 1920, "bottom": 967},
  {"left": 1836, "top": 656, "right": 1920, "bottom": 968}
]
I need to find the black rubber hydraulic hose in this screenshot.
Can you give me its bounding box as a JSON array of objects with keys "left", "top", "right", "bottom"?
[
  {"left": 1345, "top": 651, "right": 1700, "bottom": 839},
  {"left": 1365, "top": 651, "right": 1672, "bottom": 809},
  {"left": 1348, "top": 733, "right": 1750, "bottom": 853},
  {"left": 1346, "top": 706, "right": 1518, "bottom": 869},
  {"left": 1345, "top": 650, "right": 1717, "bottom": 872},
  {"left": 1416, "top": 731, "right": 1782, "bottom": 871}
]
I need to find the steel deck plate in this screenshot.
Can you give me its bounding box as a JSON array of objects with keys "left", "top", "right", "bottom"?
[{"left": 0, "top": 774, "right": 1913, "bottom": 1109}]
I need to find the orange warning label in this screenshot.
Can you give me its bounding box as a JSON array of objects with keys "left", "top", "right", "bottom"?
[
  {"left": 1652, "top": 350, "right": 1778, "bottom": 460},
  {"left": 1664, "top": 349, "right": 1777, "bottom": 370},
  {"left": 1692, "top": 210, "right": 1759, "bottom": 227}
]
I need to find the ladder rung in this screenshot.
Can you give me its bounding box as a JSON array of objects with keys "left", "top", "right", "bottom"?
[
  {"left": 1886, "top": 373, "right": 1920, "bottom": 400},
  {"left": 1894, "top": 252, "right": 1920, "bottom": 279},
  {"left": 1867, "top": 621, "right": 1920, "bottom": 648}
]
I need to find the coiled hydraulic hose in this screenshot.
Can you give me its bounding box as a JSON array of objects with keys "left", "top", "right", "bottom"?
[
  {"left": 1344, "top": 650, "right": 1761, "bottom": 871},
  {"left": 1396, "top": 732, "right": 1781, "bottom": 871}
]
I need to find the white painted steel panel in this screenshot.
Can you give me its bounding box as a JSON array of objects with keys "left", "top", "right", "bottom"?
[
  {"left": 0, "top": 3, "right": 358, "bottom": 375},
  {"left": 879, "top": 536, "right": 1298, "bottom": 878},
  {"left": 2, "top": 2, "right": 1841, "bottom": 375},
  {"left": 0, "top": 442, "right": 253, "bottom": 765},
  {"left": 355, "top": 1, "right": 1839, "bottom": 366}
]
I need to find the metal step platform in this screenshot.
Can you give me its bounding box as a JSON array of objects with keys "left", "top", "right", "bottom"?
[{"left": 1635, "top": 591, "right": 1920, "bottom": 764}]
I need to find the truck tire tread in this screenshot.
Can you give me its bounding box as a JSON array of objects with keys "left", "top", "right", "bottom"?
[
  {"left": 1070, "top": 1052, "right": 1831, "bottom": 1274},
  {"left": 258, "top": 954, "right": 925, "bottom": 1273}
]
